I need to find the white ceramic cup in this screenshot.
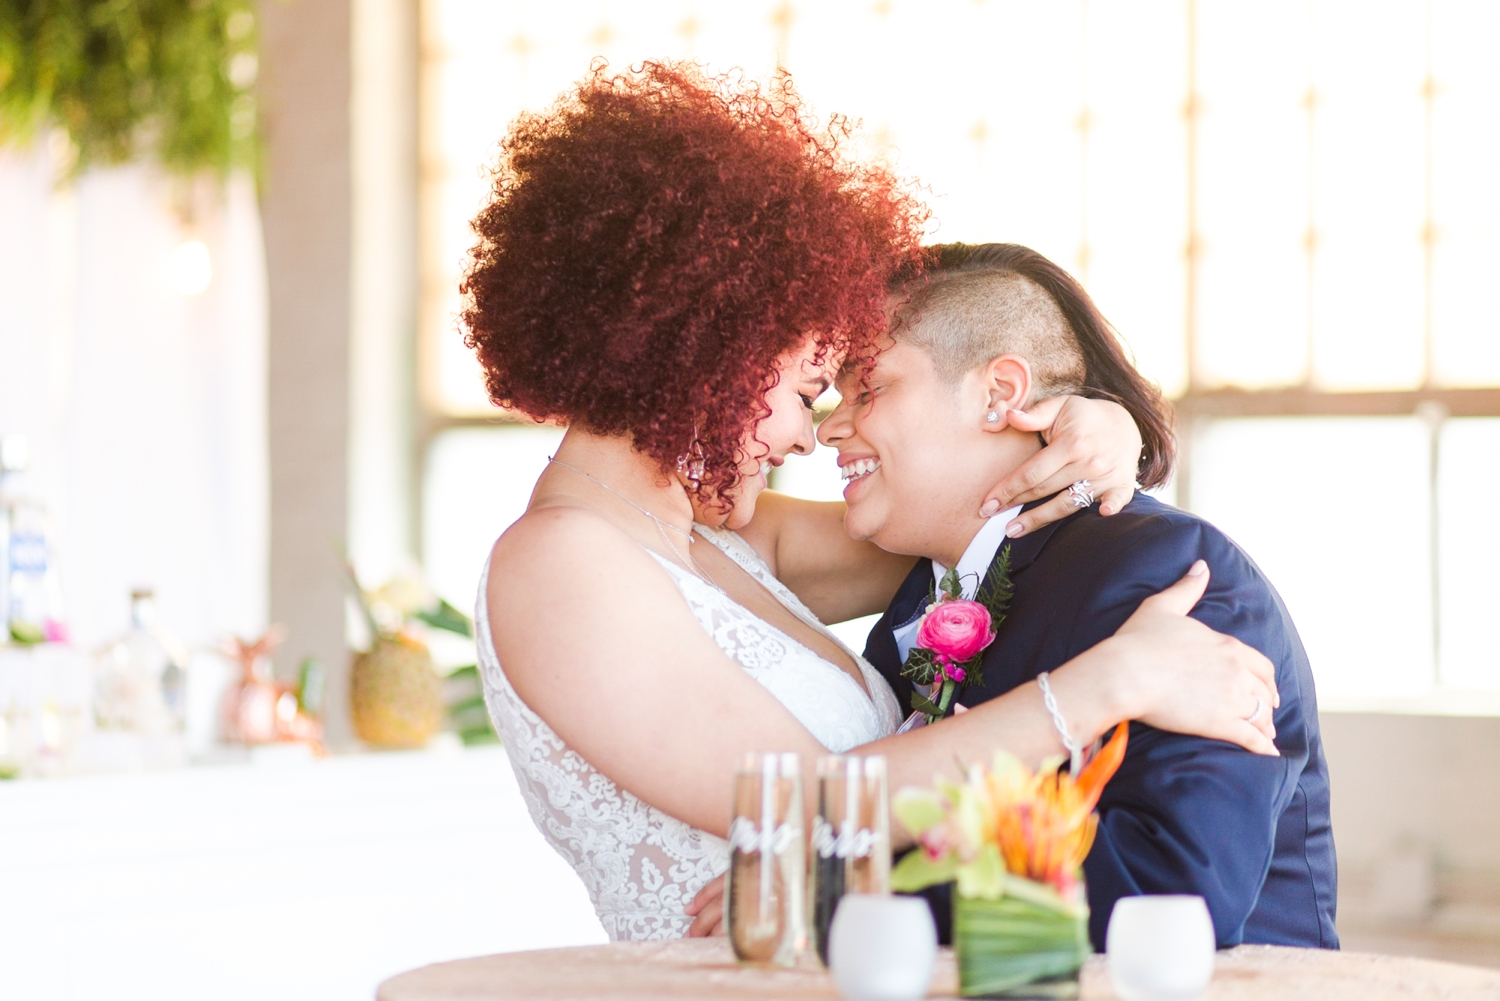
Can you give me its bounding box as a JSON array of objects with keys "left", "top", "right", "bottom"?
[
  {"left": 828, "top": 894, "right": 937, "bottom": 1001},
  {"left": 1106, "top": 895, "right": 1216, "bottom": 1001}
]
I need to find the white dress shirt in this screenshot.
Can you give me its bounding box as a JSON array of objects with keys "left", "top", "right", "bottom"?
[{"left": 892, "top": 504, "right": 1022, "bottom": 662}]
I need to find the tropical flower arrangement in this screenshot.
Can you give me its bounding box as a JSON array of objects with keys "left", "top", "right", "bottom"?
[
  {"left": 346, "top": 566, "right": 496, "bottom": 748},
  {"left": 900, "top": 555, "right": 1012, "bottom": 725},
  {"left": 890, "top": 722, "right": 1129, "bottom": 998}
]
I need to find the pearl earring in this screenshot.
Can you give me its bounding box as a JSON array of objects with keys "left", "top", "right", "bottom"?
[{"left": 985, "top": 411, "right": 1000, "bottom": 424}]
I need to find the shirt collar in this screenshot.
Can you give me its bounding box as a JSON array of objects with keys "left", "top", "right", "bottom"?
[{"left": 932, "top": 505, "right": 1022, "bottom": 600}]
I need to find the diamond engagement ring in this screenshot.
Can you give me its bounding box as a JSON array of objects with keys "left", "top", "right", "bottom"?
[
  {"left": 1068, "top": 479, "right": 1094, "bottom": 509},
  {"left": 1244, "top": 696, "right": 1264, "bottom": 723}
]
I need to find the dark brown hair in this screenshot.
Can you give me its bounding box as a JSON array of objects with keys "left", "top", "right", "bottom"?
[
  {"left": 898, "top": 243, "right": 1176, "bottom": 489},
  {"left": 460, "top": 61, "right": 927, "bottom": 504}
]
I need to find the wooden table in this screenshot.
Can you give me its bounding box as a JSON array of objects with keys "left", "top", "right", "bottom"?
[{"left": 377, "top": 937, "right": 1500, "bottom": 1001}]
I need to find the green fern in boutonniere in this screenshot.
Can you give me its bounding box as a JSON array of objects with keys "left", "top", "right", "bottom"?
[{"left": 900, "top": 549, "right": 1013, "bottom": 725}]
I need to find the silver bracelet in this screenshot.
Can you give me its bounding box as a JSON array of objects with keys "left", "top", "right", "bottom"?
[{"left": 1036, "top": 671, "right": 1085, "bottom": 776}]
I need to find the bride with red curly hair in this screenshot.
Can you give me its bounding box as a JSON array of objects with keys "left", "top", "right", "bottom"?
[{"left": 466, "top": 62, "right": 1276, "bottom": 940}]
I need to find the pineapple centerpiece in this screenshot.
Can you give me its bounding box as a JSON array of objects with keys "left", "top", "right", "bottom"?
[{"left": 348, "top": 571, "right": 445, "bottom": 749}]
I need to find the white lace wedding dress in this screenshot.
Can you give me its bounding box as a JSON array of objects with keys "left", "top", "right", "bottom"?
[{"left": 476, "top": 524, "right": 903, "bottom": 941}]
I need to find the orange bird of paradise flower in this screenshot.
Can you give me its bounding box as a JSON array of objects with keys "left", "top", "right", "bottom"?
[
  {"left": 981, "top": 722, "right": 1128, "bottom": 894},
  {"left": 892, "top": 721, "right": 1130, "bottom": 900}
]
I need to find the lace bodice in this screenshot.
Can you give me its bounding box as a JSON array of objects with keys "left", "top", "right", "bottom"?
[{"left": 476, "top": 524, "right": 902, "bottom": 941}]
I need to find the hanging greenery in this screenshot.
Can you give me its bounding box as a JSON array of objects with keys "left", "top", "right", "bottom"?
[{"left": 0, "top": 0, "right": 258, "bottom": 177}]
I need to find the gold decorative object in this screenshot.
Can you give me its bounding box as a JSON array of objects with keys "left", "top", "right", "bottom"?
[
  {"left": 349, "top": 633, "right": 442, "bottom": 749},
  {"left": 345, "top": 563, "right": 480, "bottom": 750}
]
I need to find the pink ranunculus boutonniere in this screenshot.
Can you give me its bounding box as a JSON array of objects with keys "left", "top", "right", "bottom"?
[
  {"left": 899, "top": 555, "right": 1014, "bottom": 725},
  {"left": 916, "top": 599, "right": 996, "bottom": 665}
]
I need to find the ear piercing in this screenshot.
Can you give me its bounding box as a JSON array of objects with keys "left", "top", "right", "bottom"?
[{"left": 985, "top": 411, "right": 1001, "bottom": 423}]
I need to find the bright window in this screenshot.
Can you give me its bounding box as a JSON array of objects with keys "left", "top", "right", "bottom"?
[{"left": 420, "top": 0, "right": 1500, "bottom": 708}]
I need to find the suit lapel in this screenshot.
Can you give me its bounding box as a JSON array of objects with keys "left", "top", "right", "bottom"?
[
  {"left": 864, "top": 557, "right": 933, "bottom": 717},
  {"left": 994, "top": 497, "right": 1072, "bottom": 576},
  {"left": 870, "top": 492, "right": 1083, "bottom": 714},
  {"left": 961, "top": 497, "right": 1076, "bottom": 706}
]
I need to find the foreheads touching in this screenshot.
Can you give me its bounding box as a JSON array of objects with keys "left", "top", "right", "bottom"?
[
  {"left": 823, "top": 243, "right": 1177, "bottom": 560},
  {"left": 817, "top": 245, "right": 1095, "bottom": 563},
  {"left": 879, "top": 241, "right": 1177, "bottom": 492}
]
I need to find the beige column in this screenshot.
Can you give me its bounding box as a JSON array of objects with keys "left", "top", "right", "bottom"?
[
  {"left": 258, "top": 0, "right": 420, "bottom": 747},
  {"left": 259, "top": 0, "right": 355, "bottom": 743}
]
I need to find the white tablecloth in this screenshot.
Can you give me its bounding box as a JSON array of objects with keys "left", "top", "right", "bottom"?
[{"left": 0, "top": 746, "right": 606, "bottom": 1001}]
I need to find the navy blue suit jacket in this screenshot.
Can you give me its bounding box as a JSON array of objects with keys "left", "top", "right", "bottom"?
[{"left": 864, "top": 493, "right": 1338, "bottom": 952}]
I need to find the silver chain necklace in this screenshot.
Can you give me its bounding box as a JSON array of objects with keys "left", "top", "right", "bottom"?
[{"left": 547, "top": 456, "right": 725, "bottom": 594}]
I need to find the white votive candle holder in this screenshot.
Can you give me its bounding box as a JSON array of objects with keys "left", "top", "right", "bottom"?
[
  {"left": 1106, "top": 895, "right": 1216, "bottom": 1001},
  {"left": 828, "top": 894, "right": 937, "bottom": 1001}
]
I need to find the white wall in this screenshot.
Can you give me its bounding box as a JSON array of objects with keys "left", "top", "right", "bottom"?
[
  {"left": 0, "top": 145, "right": 269, "bottom": 653},
  {"left": 348, "top": 0, "right": 419, "bottom": 588}
]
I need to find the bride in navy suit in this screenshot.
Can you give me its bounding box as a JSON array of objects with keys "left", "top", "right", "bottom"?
[{"left": 465, "top": 61, "right": 1279, "bottom": 941}]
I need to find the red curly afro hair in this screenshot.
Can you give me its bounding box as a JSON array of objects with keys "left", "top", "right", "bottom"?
[{"left": 461, "top": 60, "right": 928, "bottom": 503}]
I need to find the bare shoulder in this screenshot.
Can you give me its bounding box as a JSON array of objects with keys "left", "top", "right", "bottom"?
[
  {"left": 480, "top": 502, "right": 825, "bottom": 837},
  {"left": 482, "top": 504, "right": 711, "bottom": 696},
  {"left": 489, "top": 503, "right": 630, "bottom": 569},
  {"left": 487, "top": 504, "right": 670, "bottom": 609}
]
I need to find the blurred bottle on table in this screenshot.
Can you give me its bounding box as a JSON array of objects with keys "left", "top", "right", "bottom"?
[
  {"left": 96, "top": 588, "right": 190, "bottom": 736},
  {"left": 1, "top": 434, "right": 67, "bottom": 645}
]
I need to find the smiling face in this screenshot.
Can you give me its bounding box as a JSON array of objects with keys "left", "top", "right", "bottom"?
[
  {"left": 817, "top": 329, "right": 1046, "bottom": 566},
  {"left": 690, "top": 337, "right": 834, "bottom": 530},
  {"left": 818, "top": 337, "right": 970, "bottom": 557}
]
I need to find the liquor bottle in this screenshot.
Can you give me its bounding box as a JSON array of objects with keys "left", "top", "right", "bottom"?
[
  {"left": 96, "top": 589, "right": 190, "bottom": 734},
  {"left": 0, "top": 434, "right": 64, "bottom": 643},
  {"left": 0, "top": 441, "right": 9, "bottom": 639}
]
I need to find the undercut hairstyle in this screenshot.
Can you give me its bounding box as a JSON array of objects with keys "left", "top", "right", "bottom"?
[
  {"left": 891, "top": 267, "right": 1087, "bottom": 396},
  {"left": 890, "top": 243, "right": 1176, "bottom": 489},
  {"left": 461, "top": 60, "right": 927, "bottom": 506}
]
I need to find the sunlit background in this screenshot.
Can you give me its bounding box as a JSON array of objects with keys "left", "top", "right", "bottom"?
[
  {"left": 421, "top": 0, "right": 1500, "bottom": 707},
  {"left": 3, "top": 2, "right": 1500, "bottom": 999}
]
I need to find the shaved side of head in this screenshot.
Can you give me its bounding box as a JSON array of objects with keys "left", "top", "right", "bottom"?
[
  {"left": 891, "top": 266, "right": 1086, "bottom": 403},
  {"left": 879, "top": 242, "right": 1177, "bottom": 489}
]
